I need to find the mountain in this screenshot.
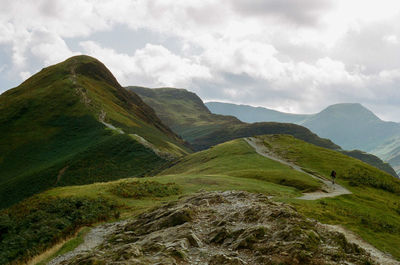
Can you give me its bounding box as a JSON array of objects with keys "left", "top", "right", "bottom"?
[
  {"left": 128, "top": 86, "right": 339, "bottom": 151},
  {"left": 301, "top": 103, "right": 400, "bottom": 151},
  {"left": 206, "top": 101, "right": 310, "bottom": 123},
  {"left": 206, "top": 102, "right": 400, "bottom": 150},
  {"left": 206, "top": 101, "right": 400, "bottom": 176},
  {"left": 0, "top": 55, "right": 189, "bottom": 208}
]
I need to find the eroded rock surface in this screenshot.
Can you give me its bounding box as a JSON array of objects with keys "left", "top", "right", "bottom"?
[{"left": 56, "top": 191, "right": 378, "bottom": 265}]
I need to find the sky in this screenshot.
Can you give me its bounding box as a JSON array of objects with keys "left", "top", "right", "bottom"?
[{"left": 1, "top": 0, "right": 400, "bottom": 121}]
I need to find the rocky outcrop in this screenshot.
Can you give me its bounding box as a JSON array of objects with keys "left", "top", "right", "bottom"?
[{"left": 56, "top": 191, "right": 377, "bottom": 265}]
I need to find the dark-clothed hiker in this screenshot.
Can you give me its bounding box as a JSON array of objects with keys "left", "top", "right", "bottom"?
[{"left": 330, "top": 170, "right": 336, "bottom": 184}]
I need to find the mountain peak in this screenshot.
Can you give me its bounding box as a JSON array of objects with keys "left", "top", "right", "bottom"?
[
  {"left": 317, "top": 103, "right": 380, "bottom": 122},
  {"left": 65, "top": 55, "right": 121, "bottom": 88}
]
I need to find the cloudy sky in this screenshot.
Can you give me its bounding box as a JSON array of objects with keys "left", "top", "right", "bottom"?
[{"left": 1, "top": 0, "right": 400, "bottom": 121}]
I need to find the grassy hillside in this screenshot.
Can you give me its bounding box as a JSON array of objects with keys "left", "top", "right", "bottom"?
[
  {"left": 128, "top": 86, "right": 339, "bottom": 151},
  {"left": 340, "top": 150, "right": 398, "bottom": 177},
  {"left": 255, "top": 135, "right": 400, "bottom": 259},
  {"left": 160, "top": 139, "right": 322, "bottom": 192},
  {"left": 4, "top": 135, "right": 400, "bottom": 263},
  {"left": 0, "top": 56, "right": 189, "bottom": 208}
]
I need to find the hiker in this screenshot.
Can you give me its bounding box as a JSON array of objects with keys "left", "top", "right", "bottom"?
[{"left": 330, "top": 170, "right": 336, "bottom": 184}]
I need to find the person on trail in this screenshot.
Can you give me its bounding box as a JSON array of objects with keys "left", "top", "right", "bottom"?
[{"left": 330, "top": 170, "right": 336, "bottom": 184}]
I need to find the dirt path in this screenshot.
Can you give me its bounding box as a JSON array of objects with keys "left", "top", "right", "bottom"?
[
  {"left": 244, "top": 137, "right": 352, "bottom": 200},
  {"left": 321, "top": 224, "right": 400, "bottom": 265},
  {"left": 245, "top": 137, "right": 400, "bottom": 264},
  {"left": 48, "top": 220, "right": 128, "bottom": 265}
]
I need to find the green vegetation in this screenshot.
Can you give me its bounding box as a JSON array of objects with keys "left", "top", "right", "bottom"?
[
  {"left": 36, "top": 227, "right": 91, "bottom": 265},
  {"left": 109, "top": 181, "right": 181, "bottom": 198},
  {"left": 129, "top": 86, "right": 339, "bottom": 151},
  {"left": 259, "top": 135, "right": 400, "bottom": 194},
  {"left": 0, "top": 55, "right": 189, "bottom": 208},
  {"left": 7, "top": 135, "right": 400, "bottom": 263},
  {"left": 0, "top": 196, "right": 119, "bottom": 265},
  {"left": 340, "top": 150, "right": 398, "bottom": 177},
  {"left": 160, "top": 139, "right": 322, "bottom": 192},
  {"left": 255, "top": 134, "right": 400, "bottom": 259}
]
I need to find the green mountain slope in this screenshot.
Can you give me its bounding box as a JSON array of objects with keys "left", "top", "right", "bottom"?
[
  {"left": 127, "top": 87, "right": 339, "bottom": 151},
  {"left": 0, "top": 56, "right": 189, "bottom": 208},
  {"left": 206, "top": 101, "right": 400, "bottom": 177},
  {"left": 339, "top": 150, "right": 397, "bottom": 177}
]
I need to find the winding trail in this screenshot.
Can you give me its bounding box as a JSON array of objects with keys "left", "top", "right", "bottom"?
[
  {"left": 244, "top": 137, "right": 352, "bottom": 200},
  {"left": 245, "top": 137, "right": 400, "bottom": 264}
]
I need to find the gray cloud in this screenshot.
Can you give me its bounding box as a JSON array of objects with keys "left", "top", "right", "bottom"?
[
  {"left": 230, "top": 0, "right": 332, "bottom": 25},
  {"left": 332, "top": 20, "right": 400, "bottom": 74}
]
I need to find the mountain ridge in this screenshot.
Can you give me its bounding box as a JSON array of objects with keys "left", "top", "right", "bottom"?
[
  {"left": 0, "top": 55, "right": 190, "bottom": 208},
  {"left": 128, "top": 86, "right": 340, "bottom": 151}
]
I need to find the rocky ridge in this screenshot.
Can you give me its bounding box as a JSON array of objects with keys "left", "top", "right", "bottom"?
[{"left": 50, "top": 191, "right": 386, "bottom": 265}]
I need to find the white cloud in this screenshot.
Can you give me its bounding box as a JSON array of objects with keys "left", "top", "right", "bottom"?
[
  {"left": 30, "top": 30, "right": 78, "bottom": 65},
  {"left": 80, "top": 41, "right": 211, "bottom": 87},
  {"left": 19, "top": 71, "right": 32, "bottom": 81},
  {"left": 383, "top": 35, "right": 399, "bottom": 45}
]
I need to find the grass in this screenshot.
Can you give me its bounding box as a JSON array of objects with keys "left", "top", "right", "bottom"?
[
  {"left": 43, "top": 174, "right": 301, "bottom": 219},
  {"left": 0, "top": 196, "right": 119, "bottom": 264},
  {"left": 160, "top": 138, "right": 322, "bottom": 192},
  {"left": 259, "top": 135, "right": 400, "bottom": 194},
  {"left": 108, "top": 181, "right": 181, "bottom": 198},
  {"left": 30, "top": 227, "right": 90, "bottom": 265},
  {"left": 256, "top": 134, "right": 400, "bottom": 259}
]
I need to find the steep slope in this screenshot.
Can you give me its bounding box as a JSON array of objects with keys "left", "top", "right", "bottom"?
[
  {"left": 0, "top": 55, "right": 189, "bottom": 208},
  {"left": 206, "top": 101, "right": 310, "bottom": 123},
  {"left": 340, "top": 150, "right": 397, "bottom": 177},
  {"left": 128, "top": 86, "right": 339, "bottom": 151},
  {"left": 207, "top": 101, "right": 400, "bottom": 176}
]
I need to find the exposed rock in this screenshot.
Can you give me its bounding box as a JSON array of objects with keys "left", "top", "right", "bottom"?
[{"left": 55, "top": 191, "right": 379, "bottom": 265}]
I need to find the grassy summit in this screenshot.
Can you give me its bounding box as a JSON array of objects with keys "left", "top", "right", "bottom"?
[{"left": 0, "top": 56, "right": 189, "bottom": 208}]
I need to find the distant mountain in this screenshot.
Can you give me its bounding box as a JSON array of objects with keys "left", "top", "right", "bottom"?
[
  {"left": 206, "top": 101, "right": 400, "bottom": 176},
  {"left": 0, "top": 56, "right": 189, "bottom": 208},
  {"left": 302, "top": 103, "right": 400, "bottom": 151},
  {"left": 206, "top": 102, "right": 310, "bottom": 124},
  {"left": 128, "top": 86, "right": 340, "bottom": 151}
]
